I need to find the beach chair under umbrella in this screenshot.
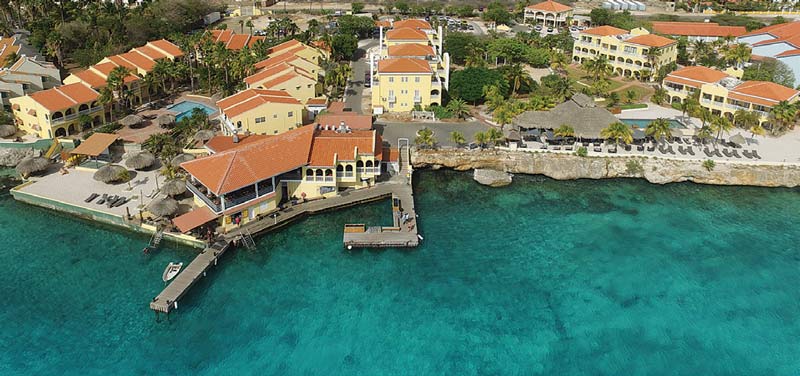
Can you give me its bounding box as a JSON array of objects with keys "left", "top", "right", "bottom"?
[
  {"left": 729, "top": 133, "right": 746, "bottom": 147},
  {"left": 155, "top": 113, "right": 176, "bottom": 127},
  {"left": 193, "top": 129, "right": 215, "bottom": 142}
]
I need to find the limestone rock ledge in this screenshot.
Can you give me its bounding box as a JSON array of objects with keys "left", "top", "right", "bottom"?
[
  {"left": 412, "top": 149, "right": 800, "bottom": 188},
  {"left": 0, "top": 148, "right": 35, "bottom": 167},
  {"left": 473, "top": 169, "right": 513, "bottom": 187}
]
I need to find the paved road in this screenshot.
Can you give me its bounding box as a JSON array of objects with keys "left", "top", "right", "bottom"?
[
  {"left": 376, "top": 121, "right": 490, "bottom": 148},
  {"left": 344, "top": 39, "right": 379, "bottom": 113}
]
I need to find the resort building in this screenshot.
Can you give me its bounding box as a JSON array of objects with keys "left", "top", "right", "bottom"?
[
  {"left": 0, "top": 35, "right": 21, "bottom": 65},
  {"left": 313, "top": 101, "right": 373, "bottom": 130},
  {"left": 663, "top": 66, "right": 800, "bottom": 127},
  {"left": 9, "top": 82, "right": 103, "bottom": 139},
  {"left": 267, "top": 39, "right": 328, "bottom": 66},
  {"left": 244, "top": 62, "right": 321, "bottom": 103},
  {"left": 523, "top": 0, "right": 574, "bottom": 27},
  {"left": 737, "top": 22, "right": 800, "bottom": 87},
  {"left": 0, "top": 56, "right": 61, "bottom": 111},
  {"left": 370, "top": 19, "right": 450, "bottom": 114},
  {"left": 651, "top": 22, "right": 746, "bottom": 43},
  {"left": 64, "top": 39, "right": 184, "bottom": 109},
  {"left": 209, "top": 29, "right": 266, "bottom": 50},
  {"left": 573, "top": 26, "right": 678, "bottom": 80},
  {"left": 216, "top": 88, "right": 305, "bottom": 136},
  {"left": 177, "top": 125, "right": 383, "bottom": 232}
]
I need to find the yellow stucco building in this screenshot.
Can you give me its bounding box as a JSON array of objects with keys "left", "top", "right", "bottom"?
[
  {"left": 370, "top": 19, "right": 450, "bottom": 114},
  {"left": 217, "top": 88, "right": 306, "bottom": 136},
  {"left": 177, "top": 125, "right": 383, "bottom": 232},
  {"left": 9, "top": 82, "right": 103, "bottom": 139},
  {"left": 663, "top": 65, "right": 799, "bottom": 127},
  {"left": 573, "top": 26, "right": 678, "bottom": 80}
]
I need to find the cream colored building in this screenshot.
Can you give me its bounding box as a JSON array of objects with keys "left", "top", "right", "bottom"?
[
  {"left": 0, "top": 57, "right": 61, "bottom": 111},
  {"left": 573, "top": 26, "right": 678, "bottom": 80},
  {"left": 523, "top": 0, "right": 574, "bottom": 27},
  {"left": 9, "top": 82, "right": 103, "bottom": 139},
  {"left": 663, "top": 65, "right": 799, "bottom": 127},
  {"left": 217, "top": 88, "right": 305, "bottom": 136}
]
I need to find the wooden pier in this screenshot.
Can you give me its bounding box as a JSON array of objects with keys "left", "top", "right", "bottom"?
[{"left": 149, "top": 239, "right": 230, "bottom": 314}]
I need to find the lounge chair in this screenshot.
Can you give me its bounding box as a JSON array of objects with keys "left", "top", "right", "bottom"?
[
  {"left": 609, "top": 147, "right": 617, "bottom": 153},
  {"left": 668, "top": 145, "right": 676, "bottom": 154},
  {"left": 594, "top": 147, "right": 602, "bottom": 152},
  {"left": 714, "top": 149, "right": 723, "bottom": 158},
  {"left": 752, "top": 149, "right": 762, "bottom": 159},
  {"left": 675, "top": 138, "right": 683, "bottom": 144},
  {"left": 84, "top": 193, "right": 99, "bottom": 203},
  {"left": 106, "top": 195, "right": 118, "bottom": 208},
  {"left": 703, "top": 148, "right": 713, "bottom": 157},
  {"left": 687, "top": 146, "right": 695, "bottom": 156},
  {"left": 636, "top": 145, "right": 644, "bottom": 151},
  {"left": 732, "top": 149, "right": 741, "bottom": 158},
  {"left": 742, "top": 150, "right": 752, "bottom": 159},
  {"left": 722, "top": 149, "right": 732, "bottom": 157},
  {"left": 677, "top": 146, "right": 686, "bottom": 155},
  {"left": 647, "top": 145, "right": 655, "bottom": 152},
  {"left": 97, "top": 194, "right": 108, "bottom": 205},
  {"left": 624, "top": 145, "right": 632, "bottom": 151},
  {"left": 565, "top": 145, "right": 573, "bottom": 151},
  {"left": 541, "top": 144, "right": 548, "bottom": 150}
]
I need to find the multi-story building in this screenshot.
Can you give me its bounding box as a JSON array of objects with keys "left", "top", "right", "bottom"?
[
  {"left": 0, "top": 56, "right": 61, "bottom": 111},
  {"left": 242, "top": 39, "right": 326, "bottom": 106},
  {"left": 737, "top": 22, "right": 800, "bottom": 88},
  {"left": 651, "top": 22, "right": 746, "bottom": 43},
  {"left": 663, "top": 65, "right": 799, "bottom": 127},
  {"left": 64, "top": 39, "right": 183, "bottom": 109},
  {"left": 209, "top": 29, "right": 266, "bottom": 50},
  {"left": 9, "top": 82, "right": 103, "bottom": 139},
  {"left": 573, "top": 26, "right": 678, "bottom": 80},
  {"left": 176, "top": 125, "right": 382, "bottom": 232},
  {"left": 370, "top": 19, "right": 450, "bottom": 114},
  {"left": 217, "top": 88, "right": 305, "bottom": 136},
  {"left": 523, "top": 0, "right": 574, "bottom": 27},
  {"left": 267, "top": 39, "right": 328, "bottom": 66}
]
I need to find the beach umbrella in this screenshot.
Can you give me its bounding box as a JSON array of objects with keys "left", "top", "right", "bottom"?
[
  {"left": 170, "top": 153, "right": 195, "bottom": 167},
  {"left": 93, "top": 164, "right": 128, "bottom": 183},
  {"left": 125, "top": 151, "right": 156, "bottom": 170},
  {"left": 193, "top": 129, "right": 215, "bottom": 142},
  {"left": 15, "top": 156, "right": 49, "bottom": 178},
  {"left": 161, "top": 178, "right": 187, "bottom": 197},
  {"left": 0, "top": 124, "right": 17, "bottom": 138},
  {"left": 148, "top": 197, "right": 178, "bottom": 217},
  {"left": 118, "top": 114, "right": 143, "bottom": 128},
  {"left": 729, "top": 133, "right": 746, "bottom": 146},
  {"left": 155, "top": 113, "right": 176, "bottom": 127}
]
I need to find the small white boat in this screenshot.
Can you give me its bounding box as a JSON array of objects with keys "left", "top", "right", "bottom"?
[{"left": 162, "top": 262, "right": 183, "bottom": 282}]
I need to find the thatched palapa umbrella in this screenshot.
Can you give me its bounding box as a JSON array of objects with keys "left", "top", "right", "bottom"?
[
  {"left": 119, "top": 114, "right": 143, "bottom": 128},
  {"left": 155, "top": 113, "right": 176, "bottom": 127},
  {"left": 170, "top": 153, "right": 195, "bottom": 167},
  {"left": 162, "top": 178, "right": 187, "bottom": 197},
  {"left": 194, "top": 129, "right": 215, "bottom": 142},
  {"left": 15, "top": 156, "right": 49, "bottom": 178},
  {"left": 125, "top": 151, "right": 156, "bottom": 170},
  {"left": 0, "top": 124, "right": 17, "bottom": 138},
  {"left": 729, "top": 133, "right": 746, "bottom": 146},
  {"left": 148, "top": 197, "right": 178, "bottom": 217},
  {"left": 93, "top": 164, "right": 128, "bottom": 183}
]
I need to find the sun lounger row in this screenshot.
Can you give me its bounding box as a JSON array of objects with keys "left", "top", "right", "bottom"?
[{"left": 85, "top": 193, "right": 129, "bottom": 208}]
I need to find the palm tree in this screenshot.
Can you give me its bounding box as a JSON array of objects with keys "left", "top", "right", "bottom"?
[
  {"left": 724, "top": 43, "right": 751, "bottom": 69},
  {"left": 449, "top": 131, "right": 466, "bottom": 146},
  {"left": 492, "top": 104, "right": 515, "bottom": 129},
  {"left": 526, "top": 95, "right": 555, "bottom": 111},
  {"left": 554, "top": 124, "right": 575, "bottom": 145},
  {"left": 3, "top": 51, "right": 18, "bottom": 67},
  {"left": 446, "top": 99, "right": 470, "bottom": 119},
  {"left": 415, "top": 127, "right": 436, "bottom": 148},
  {"left": 690, "top": 40, "right": 709, "bottom": 63},
  {"left": 483, "top": 85, "right": 504, "bottom": 111},
  {"left": 486, "top": 127, "right": 504, "bottom": 146},
  {"left": 465, "top": 44, "right": 487, "bottom": 68},
  {"left": 710, "top": 116, "right": 733, "bottom": 144},
  {"left": 246, "top": 20, "right": 254, "bottom": 35},
  {"left": 97, "top": 86, "right": 114, "bottom": 123},
  {"left": 474, "top": 131, "right": 488, "bottom": 148},
  {"left": 696, "top": 125, "right": 713, "bottom": 144},
  {"left": 749, "top": 123, "right": 766, "bottom": 141},
  {"left": 733, "top": 109, "right": 759, "bottom": 130},
  {"left": 547, "top": 76, "right": 575, "bottom": 102},
  {"left": 585, "top": 56, "right": 612, "bottom": 81},
  {"left": 680, "top": 92, "right": 700, "bottom": 120},
  {"left": 591, "top": 78, "right": 611, "bottom": 97},
  {"left": 600, "top": 122, "right": 634, "bottom": 147},
  {"left": 624, "top": 89, "right": 637, "bottom": 104},
  {"left": 238, "top": 19, "right": 245, "bottom": 33},
  {"left": 549, "top": 51, "right": 568, "bottom": 75},
  {"left": 644, "top": 47, "right": 662, "bottom": 77},
  {"left": 504, "top": 64, "right": 531, "bottom": 96},
  {"left": 107, "top": 66, "right": 134, "bottom": 112},
  {"left": 651, "top": 87, "right": 668, "bottom": 105},
  {"left": 769, "top": 100, "right": 797, "bottom": 134},
  {"left": 645, "top": 118, "right": 672, "bottom": 144}
]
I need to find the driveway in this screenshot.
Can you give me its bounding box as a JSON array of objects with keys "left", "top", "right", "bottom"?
[
  {"left": 344, "top": 39, "right": 378, "bottom": 113},
  {"left": 376, "top": 121, "right": 490, "bottom": 148}
]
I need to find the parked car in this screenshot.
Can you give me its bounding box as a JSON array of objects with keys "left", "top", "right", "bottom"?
[
  {"left": 534, "top": 25, "right": 542, "bottom": 31},
  {"left": 547, "top": 27, "right": 554, "bottom": 33}
]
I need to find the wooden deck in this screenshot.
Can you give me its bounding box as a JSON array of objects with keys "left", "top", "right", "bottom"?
[{"left": 149, "top": 240, "right": 230, "bottom": 314}]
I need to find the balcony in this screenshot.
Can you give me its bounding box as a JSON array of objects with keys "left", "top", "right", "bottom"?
[
  {"left": 305, "top": 176, "right": 335, "bottom": 182},
  {"left": 388, "top": 96, "right": 396, "bottom": 103},
  {"left": 49, "top": 106, "right": 103, "bottom": 125},
  {"left": 357, "top": 167, "right": 379, "bottom": 175},
  {"left": 186, "top": 182, "right": 222, "bottom": 213},
  {"left": 413, "top": 96, "right": 422, "bottom": 103}
]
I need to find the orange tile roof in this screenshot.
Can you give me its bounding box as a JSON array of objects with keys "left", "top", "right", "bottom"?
[
  {"left": 375, "top": 20, "right": 392, "bottom": 28},
  {"left": 730, "top": 81, "right": 799, "bottom": 106},
  {"left": 378, "top": 58, "right": 432, "bottom": 74},
  {"left": 72, "top": 70, "right": 108, "bottom": 88},
  {"left": 181, "top": 126, "right": 315, "bottom": 195},
  {"left": 172, "top": 206, "right": 219, "bottom": 233},
  {"left": 327, "top": 101, "right": 346, "bottom": 113},
  {"left": 651, "top": 22, "right": 746, "bottom": 37},
  {"left": 0, "top": 36, "right": 20, "bottom": 65},
  {"left": 308, "top": 130, "right": 378, "bottom": 165},
  {"left": 741, "top": 21, "right": 800, "bottom": 38},
  {"left": 205, "top": 134, "right": 271, "bottom": 153},
  {"left": 118, "top": 50, "right": 156, "bottom": 71},
  {"left": 625, "top": 34, "right": 676, "bottom": 48},
  {"left": 132, "top": 45, "right": 166, "bottom": 60},
  {"left": 393, "top": 19, "right": 432, "bottom": 30},
  {"left": 776, "top": 49, "right": 800, "bottom": 58},
  {"left": 582, "top": 25, "right": 627, "bottom": 36},
  {"left": 314, "top": 112, "right": 373, "bottom": 130},
  {"left": 69, "top": 133, "right": 118, "bottom": 157},
  {"left": 269, "top": 39, "right": 303, "bottom": 54},
  {"left": 382, "top": 147, "right": 399, "bottom": 162},
  {"left": 665, "top": 66, "right": 729, "bottom": 87},
  {"left": 217, "top": 88, "right": 302, "bottom": 118},
  {"left": 387, "top": 44, "right": 434, "bottom": 57},
  {"left": 94, "top": 60, "right": 140, "bottom": 83},
  {"left": 244, "top": 63, "right": 294, "bottom": 85},
  {"left": 386, "top": 27, "right": 428, "bottom": 40},
  {"left": 147, "top": 39, "right": 184, "bottom": 57},
  {"left": 29, "top": 82, "right": 99, "bottom": 112},
  {"left": 226, "top": 34, "right": 252, "bottom": 50},
  {"left": 306, "top": 98, "right": 327, "bottom": 105},
  {"left": 526, "top": 0, "right": 573, "bottom": 12}
]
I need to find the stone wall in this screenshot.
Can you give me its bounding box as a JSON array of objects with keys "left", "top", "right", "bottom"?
[{"left": 412, "top": 149, "right": 800, "bottom": 188}]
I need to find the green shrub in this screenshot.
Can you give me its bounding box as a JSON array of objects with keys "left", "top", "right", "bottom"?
[
  {"left": 576, "top": 146, "right": 588, "bottom": 157},
  {"left": 425, "top": 105, "right": 453, "bottom": 119},
  {"left": 703, "top": 159, "right": 716, "bottom": 171}
]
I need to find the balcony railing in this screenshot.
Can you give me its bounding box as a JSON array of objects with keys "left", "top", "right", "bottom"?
[
  {"left": 49, "top": 106, "right": 103, "bottom": 125},
  {"left": 357, "top": 167, "right": 379, "bottom": 175},
  {"left": 388, "top": 96, "right": 396, "bottom": 103},
  {"left": 224, "top": 190, "right": 258, "bottom": 209},
  {"left": 305, "top": 176, "right": 335, "bottom": 182},
  {"left": 186, "top": 182, "right": 221, "bottom": 213}
]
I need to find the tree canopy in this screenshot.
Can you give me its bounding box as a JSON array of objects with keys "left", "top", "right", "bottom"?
[
  {"left": 449, "top": 67, "right": 508, "bottom": 103},
  {"left": 743, "top": 59, "right": 795, "bottom": 88}
]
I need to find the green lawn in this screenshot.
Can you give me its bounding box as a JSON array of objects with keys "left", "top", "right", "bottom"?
[{"left": 565, "top": 65, "right": 624, "bottom": 92}]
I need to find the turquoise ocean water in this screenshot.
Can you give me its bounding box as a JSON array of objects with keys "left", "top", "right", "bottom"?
[{"left": 1, "top": 170, "right": 799, "bottom": 375}]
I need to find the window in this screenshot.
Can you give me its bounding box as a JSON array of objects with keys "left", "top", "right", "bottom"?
[
  {"left": 414, "top": 90, "right": 419, "bottom": 97},
  {"left": 388, "top": 90, "right": 394, "bottom": 97},
  {"left": 255, "top": 117, "right": 265, "bottom": 123},
  {"left": 236, "top": 121, "right": 242, "bottom": 128},
  {"left": 274, "top": 130, "right": 278, "bottom": 134},
  {"left": 401, "top": 77, "right": 408, "bottom": 82},
  {"left": 415, "top": 77, "right": 420, "bottom": 83},
  {"left": 389, "top": 77, "right": 394, "bottom": 82},
  {"left": 273, "top": 114, "right": 278, "bottom": 118},
  {"left": 610, "top": 45, "right": 617, "bottom": 51},
  {"left": 623, "top": 46, "right": 637, "bottom": 54},
  {"left": 288, "top": 111, "right": 293, "bottom": 117},
  {"left": 401, "top": 90, "right": 407, "bottom": 94},
  {"left": 0, "top": 92, "right": 6, "bottom": 98}
]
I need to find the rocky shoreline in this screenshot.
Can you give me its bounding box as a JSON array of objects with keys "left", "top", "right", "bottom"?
[{"left": 412, "top": 149, "right": 800, "bottom": 188}]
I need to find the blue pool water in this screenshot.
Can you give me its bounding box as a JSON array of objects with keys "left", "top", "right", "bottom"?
[
  {"left": 1, "top": 171, "right": 799, "bottom": 375},
  {"left": 621, "top": 118, "right": 687, "bottom": 128},
  {"left": 168, "top": 100, "right": 216, "bottom": 122}
]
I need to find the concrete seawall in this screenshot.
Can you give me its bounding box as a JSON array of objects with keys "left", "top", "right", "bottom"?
[{"left": 412, "top": 149, "right": 800, "bottom": 188}]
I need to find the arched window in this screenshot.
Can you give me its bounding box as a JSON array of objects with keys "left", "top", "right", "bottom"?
[
  {"left": 65, "top": 108, "right": 74, "bottom": 116},
  {"left": 356, "top": 160, "right": 364, "bottom": 168},
  {"left": 365, "top": 160, "right": 373, "bottom": 167},
  {"left": 345, "top": 165, "right": 353, "bottom": 172},
  {"left": 79, "top": 104, "right": 89, "bottom": 111},
  {"left": 336, "top": 164, "right": 344, "bottom": 172},
  {"left": 52, "top": 111, "right": 64, "bottom": 119},
  {"left": 324, "top": 169, "right": 332, "bottom": 177},
  {"left": 54, "top": 127, "right": 67, "bottom": 137}
]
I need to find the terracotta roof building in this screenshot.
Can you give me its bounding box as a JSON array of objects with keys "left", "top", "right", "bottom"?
[
  {"left": 524, "top": 0, "right": 573, "bottom": 27},
  {"left": 385, "top": 28, "right": 428, "bottom": 41},
  {"left": 738, "top": 22, "right": 800, "bottom": 87},
  {"left": 393, "top": 19, "right": 432, "bottom": 30},
  {"left": 217, "top": 88, "right": 305, "bottom": 136},
  {"left": 574, "top": 27, "right": 677, "bottom": 81},
  {"left": 651, "top": 22, "right": 746, "bottom": 41},
  {"left": 210, "top": 29, "right": 266, "bottom": 50},
  {"left": 9, "top": 82, "right": 104, "bottom": 139}
]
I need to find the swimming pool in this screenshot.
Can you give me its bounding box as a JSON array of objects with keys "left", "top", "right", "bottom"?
[
  {"left": 620, "top": 118, "right": 687, "bottom": 128},
  {"left": 168, "top": 100, "right": 217, "bottom": 122}
]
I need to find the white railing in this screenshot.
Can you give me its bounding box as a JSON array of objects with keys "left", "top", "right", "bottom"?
[
  {"left": 49, "top": 107, "right": 103, "bottom": 125},
  {"left": 357, "top": 167, "right": 379, "bottom": 175}
]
